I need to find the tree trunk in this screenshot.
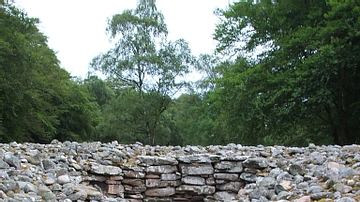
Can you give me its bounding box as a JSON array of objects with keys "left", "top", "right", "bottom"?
[{"left": 336, "top": 68, "right": 353, "bottom": 145}]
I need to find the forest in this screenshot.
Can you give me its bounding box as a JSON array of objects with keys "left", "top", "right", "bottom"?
[{"left": 1, "top": 0, "right": 360, "bottom": 146}]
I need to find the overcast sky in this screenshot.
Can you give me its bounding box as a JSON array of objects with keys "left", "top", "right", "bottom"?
[{"left": 14, "top": 0, "right": 230, "bottom": 78}]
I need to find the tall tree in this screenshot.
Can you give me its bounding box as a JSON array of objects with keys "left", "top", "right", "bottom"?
[
  {"left": 0, "top": 5, "right": 101, "bottom": 143},
  {"left": 214, "top": 1, "right": 360, "bottom": 145},
  {"left": 91, "top": 0, "right": 194, "bottom": 144}
]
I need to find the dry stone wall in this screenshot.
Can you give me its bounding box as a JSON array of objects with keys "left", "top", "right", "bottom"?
[{"left": 1, "top": 140, "right": 360, "bottom": 201}]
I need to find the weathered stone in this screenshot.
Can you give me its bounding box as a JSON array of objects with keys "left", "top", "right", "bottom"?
[
  {"left": 176, "top": 185, "right": 215, "bottom": 195},
  {"left": 42, "top": 159, "right": 55, "bottom": 170},
  {"left": 146, "top": 165, "right": 177, "bottom": 174},
  {"left": 277, "top": 191, "right": 290, "bottom": 200},
  {"left": 289, "top": 164, "right": 305, "bottom": 175},
  {"left": 108, "top": 184, "right": 124, "bottom": 195},
  {"left": 310, "top": 192, "right": 334, "bottom": 200},
  {"left": 145, "top": 187, "right": 176, "bottom": 197},
  {"left": 123, "top": 170, "right": 145, "bottom": 178},
  {"left": 221, "top": 155, "right": 249, "bottom": 161},
  {"left": 1, "top": 141, "right": 360, "bottom": 202},
  {"left": 259, "top": 177, "right": 276, "bottom": 189},
  {"left": 177, "top": 154, "right": 221, "bottom": 163},
  {"left": 275, "top": 184, "right": 287, "bottom": 194},
  {"left": 124, "top": 184, "right": 147, "bottom": 194},
  {"left": 310, "top": 152, "right": 325, "bottom": 165},
  {"left": 216, "top": 181, "right": 243, "bottom": 192},
  {"left": 215, "top": 161, "right": 243, "bottom": 173},
  {"left": 137, "top": 156, "right": 178, "bottom": 165},
  {"left": 243, "top": 158, "right": 268, "bottom": 169},
  {"left": 339, "top": 167, "right": 355, "bottom": 178},
  {"left": 90, "top": 163, "right": 122, "bottom": 175},
  {"left": 67, "top": 189, "right": 87, "bottom": 201},
  {"left": 213, "top": 191, "right": 236, "bottom": 201},
  {"left": 161, "top": 173, "right": 181, "bottom": 181},
  {"left": 214, "top": 173, "right": 239, "bottom": 181},
  {"left": 248, "top": 186, "right": 271, "bottom": 200},
  {"left": 307, "top": 185, "right": 322, "bottom": 194},
  {"left": 3, "top": 180, "right": 19, "bottom": 191},
  {"left": 146, "top": 179, "right": 181, "bottom": 188},
  {"left": 3, "top": 152, "right": 20, "bottom": 168},
  {"left": 73, "top": 185, "right": 103, "bottom": 200},
  {"left": 179, "top": 163, "right": 214, "bottom": 175},
  {"left": 0, "top": 159, "right": 9, "bottom": 169},
  {"left": 335, "top": 197, "right": 356, "bottom": 202},
  {"left": 240, "top": 172, "right": 257, "bottom": 182},
  {"left": 57, "top": 174, "right": 71, "bottom": 184},
  {"left": 181, "top": 176, "right": 205, "bottom": 185}
]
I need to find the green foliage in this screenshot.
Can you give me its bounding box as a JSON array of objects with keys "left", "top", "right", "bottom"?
[
  {"left": 212, "top": 0, "right": 360, "bottom": 145},
  {"left": 91, "top": 0, "right": 195, "bottom": 145},
  {"left": 0, "top": 6, "right": 101, "bottom": 143},
  {"left": 83, "top": 75, "right": 115, "bottom": 108}
]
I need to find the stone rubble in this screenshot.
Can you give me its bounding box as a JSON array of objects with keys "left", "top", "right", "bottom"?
[{"left": 0, "top": 140, "right": 359, "bottom": 201}]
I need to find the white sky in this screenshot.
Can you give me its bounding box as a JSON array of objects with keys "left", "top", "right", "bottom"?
[{"left": 14, "top": 0, "right": 230, "bottom": 79}]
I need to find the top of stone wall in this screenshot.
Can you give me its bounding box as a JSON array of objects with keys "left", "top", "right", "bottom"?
[{"left": 1, "top": 140, "right": 360, "bottom": 201}]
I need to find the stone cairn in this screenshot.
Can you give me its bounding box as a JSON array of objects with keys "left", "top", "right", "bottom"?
[{"left": 0, "top": 140, "right": 360, "bottom": 201}]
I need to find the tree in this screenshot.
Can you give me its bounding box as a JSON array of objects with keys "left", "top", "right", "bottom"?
[
  {"left": 91, "top": 0, "right": 195, "bottom": 144},
  {"left": 0, "top": 5, "right": 101, "bottom": 143},
  {"left": 83, "top": 75, "right": 115, "bottom": 109},
  {"left": 213, "top": 1, "right": 360, "bottom": 145}
]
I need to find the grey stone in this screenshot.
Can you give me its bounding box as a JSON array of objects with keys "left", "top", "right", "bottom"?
[
  {"left": 90, "top": 163, "right": 122, "bottom": 175},
  {"left": 161, "top": 173, "right": 181, "bottom": 181},
  {"left": 215, "top": 161, "right": 243, "bottom": 173},
  {"left": 307, "top": 185, "right": 322, "bottom": 194},
  {"left": 62, "top": 186, "right": 74, "bottom": 195},
  {"left": 240, "top": 172, "right": 257, "bottom": 182},
  {"left": 213, "top": 191, "right": 236, "bottom": 201},
  {"left": 22, "top": 183, "right": 38, "bottom": 193},
  {"left": 216, "top": 181, "right": 243, "bottom": 192},
  {"left": 179, "top": 163, "right": 214, "bottom": 175},
  {"left": 289, "top": 164, "right": 305, "bottom": 175},
  {"left": 137, "top": 156, "right": 178, "bottom": 165},
  {"left": 123, "top": 170, "right": 145, "bottom": 178},
  {"left": 73, "top": 185, "right": 103, "bottom": 200},
  {"left": 297, "top": 182, "right": 309, "bottom": 189},
  {"left": 310, "top": 152, "right": 324, "bottom": 165},
  {"left": 3, "top": 152, "right": 20, "bottom": 168},
  {"left": 276, "top": 191, "right": 290, "bottom": 200},
  {"left": 57, "top": 174, "right": 71, "bottom": 184},
  {"left": 335, "top": 197, "right": 356, "bottom": 202},
  {"left": 42, "top": 159, "right": 56, "bottom": 170},
  {"left": 249, "top": 186, "right": 271, "bottom": 200},
  {"left": 243, "top": 158, "right": 268, "bottom": 169},
  {"left": 145, "top": 179, "right": 181, "bottom": 188},
  {"left": 144, "top": 187, "right": 175, "bottom": 197},
  {"left": 214, "top": 173, "right": 239, "bottom": 181},
  {"left": 339, "top": 167, "right": 355, "bottom": 178},
  {"left": 275, "top": 184, "right": 287, "bottom": 194},
  {"left": 1, "top": 141, "right": 360, "bottom": 202},
  {"left": 0, "top": 159, "right": 9, "bottom": 169},
  {"left": 3, "top": 180, "right": 19, "bottom": 191},
  {"left": 177, "top": 154, "right": 221, "bottom": 163},
  {"left": 181, "top": 176, "right": 205, "bottom": 185},
  {"left": 176, "top": 185, "right": 215, "bottom": 195},
  {"left": 44, "top": 177, "right": 56, "bottom": 185},
  {"left": 146, "top": 165, "right": 177, "bottom": 174},
  {"left": 259, "top": 177, "right": 276, "bottom": 189},
  {"left": 276, "top": 172, "right": 293, "bottom": 181},
  {"left": 310, "top": 192, "right": 333, "bottom": 200}
]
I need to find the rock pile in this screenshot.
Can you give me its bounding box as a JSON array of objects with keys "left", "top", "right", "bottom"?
[{"left": 0, "top": 140, "right": 360, "bottom": 201}]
